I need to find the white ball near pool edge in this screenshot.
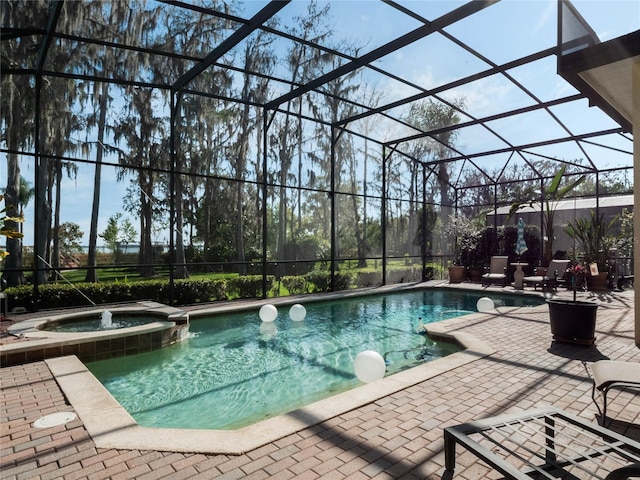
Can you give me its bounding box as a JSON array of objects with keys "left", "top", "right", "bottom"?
[
  {"left": 477, "top": 297, "right": 495, "bottom": 312},
  {"left": 354, "top": 350, "right": 386, "bottom": 383},
  {"left": 289, "top": 304, "right": 306, "bottom": 321},
  {"left": 259, "top": 304, "right": 278, "bottom": 322}
]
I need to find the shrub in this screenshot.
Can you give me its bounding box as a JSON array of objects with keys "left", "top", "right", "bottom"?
[
  {"left": 355, "top": 271, "right": 380, "bottom": 288},
  {"left": 387, "top": 266, "right": 421, "bottom": 284},
  {"left": 172, "top": 279, "right": 227, "bottom": 303},
  {"left": 3, "top": 278, "right": 228, "bottom": 310},
  {"left": 227, "top": 275, "right": 274, "bottom": 298},
  {"left": 306, "top": 270, "right": 331, "bottom": 292},
  {"left": 334, "top": 272, "right": 353, "bottom": 291},
  {"left": 281, "top": 275, "right": 307, "bottom": 294},
  {"left": 425, "top": 263, "right": 444, "bottom": 280},
  {"left": 305, "top": 269, "right": 354, "bottom": 292}
]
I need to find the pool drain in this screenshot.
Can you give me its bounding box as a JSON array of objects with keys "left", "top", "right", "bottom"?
[{"left": 33, "top": 412, "right": 77, "bottom": 428}]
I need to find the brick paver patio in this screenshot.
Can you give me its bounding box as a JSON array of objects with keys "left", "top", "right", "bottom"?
[{"left": 2, "top": 285, "right": 639, "bottom": 479}]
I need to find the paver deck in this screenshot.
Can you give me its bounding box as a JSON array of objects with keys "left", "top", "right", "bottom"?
[{"left": 2, "top": 283, "right": 639, "bottom": 479}]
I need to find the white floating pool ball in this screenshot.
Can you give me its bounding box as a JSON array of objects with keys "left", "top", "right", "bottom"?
[
  {"left": 354, "top": 350, "right": 386, "bottom": 383},
  {"left": 476, "top": 297, "right": 495, "bottom": 312},
  {"left": 289, "top": 304, "right": 306, "bottom": 321},
  {"left": 259, "top": 304, "right": 278, "bottom": 322}
]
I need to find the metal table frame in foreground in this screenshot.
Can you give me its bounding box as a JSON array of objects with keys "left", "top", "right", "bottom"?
[{"left": 444, "top": 407, "right": 640, "bottom": 479}]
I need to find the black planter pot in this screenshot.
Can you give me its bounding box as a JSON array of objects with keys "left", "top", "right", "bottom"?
[{"left": 547, "top": 299, "right": 598, "bottom": 345}]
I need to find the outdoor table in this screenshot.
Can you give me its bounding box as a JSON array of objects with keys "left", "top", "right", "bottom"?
[
  {"left": 511, "top": 262, "right": 528, "bottom": 290},
  {"left": 444, "top": 407, "right": 640, "bottom": 479}
]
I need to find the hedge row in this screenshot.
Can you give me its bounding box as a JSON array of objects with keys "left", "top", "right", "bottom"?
[
  {"left": 3, "top": 265, "right": 432, "bottom": 311},
  {"left": 5, "top": 275, "right": 258, "bottom": 310},
  {"left": 281, "top": 265, "right": 432, "bottom": 293}
]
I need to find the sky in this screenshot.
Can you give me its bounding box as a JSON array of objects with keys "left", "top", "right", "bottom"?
[{"left": 2, "top": 0, "right": 638, "bottom": 249}]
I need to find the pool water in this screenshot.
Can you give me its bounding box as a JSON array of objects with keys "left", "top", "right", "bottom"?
[
  {"left": 86, "top": 289, "right": 541, "bottom": 430},
  {"left": 42, "top": 315, "right": 157, "bottom": 332}
]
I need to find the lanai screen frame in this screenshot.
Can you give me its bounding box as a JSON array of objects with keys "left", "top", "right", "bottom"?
[{"left": 0, "top": 0, "right": 634, "bottom": 305}]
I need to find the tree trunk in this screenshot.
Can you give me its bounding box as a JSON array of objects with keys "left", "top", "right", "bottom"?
[
  {"left": 173, "top": 175, "right": 188, "bottom": 279},
  {"left": 234, "top": 102, "right": 251, "bottom": 276},
  {"left": 35, "top": 158, "right": 52, "bottom": 285},
  {"left": 276, "top": 116, "right": 292, "bottom": 278},
  {"left": 85, "top": 84, "right": 109, "bottom": 282},
  {"left": 2, "top": 154, "right": 26, "bottom": 286},
  {"left": 438, "top": 163, "right": 452, "bottom": 256},
  {"left": 51, "top": 162, "right": 62, "bottom": 276},
  {"left": 351, "top": 194, "right": 367, "bottom": 268},
  {"left": 138, "top": 177, "right": 156, "bottom": 277},
  {"left": 235, "top": 179, "right": 246, "bottom": 274},
  {"left": 45, "top": 162, "right": 54, "bottom": 269},
  {"left": 406, "top": 162, "right": 418, "bottom": 255},
  {"left": 277, "top": 146, "right": 288, "bottom": 278},
  {"left": 202, "top": 178, "right": 212, "bottom": 262}
]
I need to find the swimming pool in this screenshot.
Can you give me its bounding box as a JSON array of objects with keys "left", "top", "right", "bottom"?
[{"left": 86, "top": 289, "right": 541, "bottom": 430}]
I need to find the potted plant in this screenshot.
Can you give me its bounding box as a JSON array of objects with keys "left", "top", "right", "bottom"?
[
  {"left": 467, "top": 257, "right": 485, "bottom": 282},
  {"left": 565, "top": 210, "right": 620, "bottom": 292},
  {"left": 465, "top": 226, "right": 497, "bottom": 282},
  {"left": 565, "top": 261, "right": 586, "bottom": 291},
  {"left": 547, "top": 298, "right": 598, "bottom": 345},
  {"left": 547, "top": 261, "right": 597, "bottom": 345},
  {"left": 447, "top": 263, "right": 466, "bottom": 283},
  {"left": 444, "top": 214, "right": 481, "bottom": 283}
]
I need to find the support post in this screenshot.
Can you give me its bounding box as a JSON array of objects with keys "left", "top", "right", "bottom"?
[
  {"left": 421, "top": 164, "right": 428, "bottom": 282},
  {"left": 330, "top": 126, "right": 337, "bottom": 291},
  {"left": 168, "top": 92, "right": 178, "bottom": 305},
  {"left": 262, "top": 109, "right": 269, "bottom": 298},
  {"left": 633, "top": 60, "right": 640, "bottom": 346},
  {"left": 381, "top": 147, "right": 387, "bottom": 285}
]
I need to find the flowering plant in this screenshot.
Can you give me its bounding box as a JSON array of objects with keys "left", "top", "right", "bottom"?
[
  {"left": 444, "top": 214, "right": 481, "bottom": 266},
  {"left": 568, "top": 262, "right": 586, "bottom": 300},
  {"left": 568, "top": 263, "right": 586, "bottom": 276}
]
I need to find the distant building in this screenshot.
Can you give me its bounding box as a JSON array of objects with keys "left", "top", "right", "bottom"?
[{"left": 486, "top": 194, "right": 633, "bottom": 257}]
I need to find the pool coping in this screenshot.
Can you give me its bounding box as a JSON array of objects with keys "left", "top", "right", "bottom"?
[
  {"left": 45, "top": 308, "right": 498, "bottom": 455},
  {"left": 1, "top": 302, "right": 189, "bottom": 365},
  {"left": 4, "top": 301, "right": 188, "bottom": 344}
]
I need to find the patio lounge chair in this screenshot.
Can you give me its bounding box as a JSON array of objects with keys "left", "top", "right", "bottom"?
[
  {"left": 522, "top": 259, "right": 570, "bottom": 291},
  {"left": 481, "top": 256, "right": 508, "bottom": 287},
  {"left": 589, "top": 360, "right": 640, "bottom": 426}
]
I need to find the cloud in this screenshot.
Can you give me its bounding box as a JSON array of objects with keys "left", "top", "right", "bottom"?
[{"left": 532, "top": 0, "right": 555, "bottom": 36}]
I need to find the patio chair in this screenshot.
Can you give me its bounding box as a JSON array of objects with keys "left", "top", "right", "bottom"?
[
  {"left": 522, "top": 259, "right": 570, "bottom": 291},
  {"left": 617, "top": 274, "right": 634, "bottom": 290},
  {"left": 444, "top": 407, "right": 640, "bottom": 479},
  {"left": 481, "top": 256, "right": 508, "bottom": 287},
  {"left": 588, "top": 360, "right": 640, "bottom": 426}
]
